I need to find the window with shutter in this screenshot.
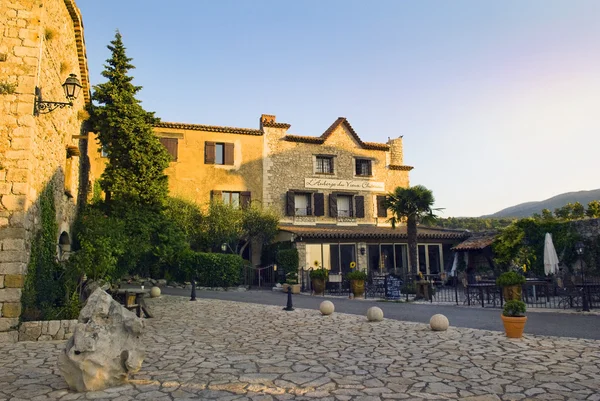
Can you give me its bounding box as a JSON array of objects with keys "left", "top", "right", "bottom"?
[
  {"left": 205, "top": 142, "right": 216, "bottom": 164},
  {"left": 159, "top": 138, "right": 178, "bottom": 161},
  {"left": 355, "top": 196, "right": 365, "bottom": 218},
  {"left": 241, "top": 191, "right": 251, "bottom": 209},
  {"left": 286, "top": 191, "right": 295, "bottom": 216},
  {"left": 377, "top": 195, "right": 388, "bottom": 217},
  {"left": 211, "top": 190, "right": 222, "bottom": 202},
  {"left": 314, "top": 193, "right": 325, "bottom": 216},
  {"left": 224, "top": 143, "right": 234, "bottom": 165},
  {"left": 329, "top": 193, "right": 338, "bottom": 217}
]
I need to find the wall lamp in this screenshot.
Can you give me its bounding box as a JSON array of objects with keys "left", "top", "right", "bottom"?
[
  {"left": 34, "top": 74, "right": 82, "bottom": 116},
  {"left": 360, "top": 247, "right": 366, "bottom": 255}
]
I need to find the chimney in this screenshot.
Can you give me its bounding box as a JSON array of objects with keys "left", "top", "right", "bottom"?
[
  {"left": 260, "top": 114, "right": 276, "bottom": 128},
  {"left": 388, "top": 136, "right": 404, "bottom": 165}
]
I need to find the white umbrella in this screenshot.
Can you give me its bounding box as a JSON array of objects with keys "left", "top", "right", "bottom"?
[{"left": 544, "top": 233, "right": 560, "bottom": 276}]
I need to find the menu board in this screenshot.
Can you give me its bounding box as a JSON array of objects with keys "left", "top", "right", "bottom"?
[{"left": 385, "top": 275, "right": 402, "bottom": 300}]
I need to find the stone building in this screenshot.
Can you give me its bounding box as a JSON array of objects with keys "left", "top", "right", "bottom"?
[
  {"left": 0, "top": 0, "right": 90, "bottom": 342},
  {"left": 89, "top": 114, "right": 465, "bottom": 278}
]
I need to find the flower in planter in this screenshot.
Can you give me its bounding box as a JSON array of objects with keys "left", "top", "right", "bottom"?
[{"left": 350, "top": 261, "right": 356, "bottom": 269}]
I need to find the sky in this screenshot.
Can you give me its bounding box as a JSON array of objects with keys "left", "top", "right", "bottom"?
[{"left": 76, "top": 0, "right": 600, "bottom": 217}]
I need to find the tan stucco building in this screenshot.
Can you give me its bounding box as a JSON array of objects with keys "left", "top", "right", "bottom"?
[{"left": 88, "top": 114, "right": 465, "bottom": 281}]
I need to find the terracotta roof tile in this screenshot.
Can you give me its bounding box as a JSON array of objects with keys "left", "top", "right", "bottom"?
[
  {"left": 451, "top": 233, "right": 497, "bottom": 251},
  {"left": 389, "top": 165, "right": 414, "bottom": 171},
  {"left": 262, "top": 121, "right": 291, "bottom": 129},
  {"left": 155, "top": 122, "right": 262, "bottom": 136},
  {"left": 279, "top": 224, "right": 467, "bottom": 240}
]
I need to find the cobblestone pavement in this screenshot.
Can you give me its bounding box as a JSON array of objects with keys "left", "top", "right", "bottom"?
[{"left": 1, "top": 296, "right": 599, "bottom": 401}]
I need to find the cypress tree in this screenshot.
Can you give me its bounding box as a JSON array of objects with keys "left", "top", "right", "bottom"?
[{"left": 90, "top": 32, "right": 170, "bottom": 209}]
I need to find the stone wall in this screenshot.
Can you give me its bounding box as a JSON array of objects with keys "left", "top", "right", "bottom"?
[
  {"left": 0, "top": 0, "right": 89, "bottom": 342},
  {"left": 18, "top": 319, "right": 77, "bottom": 341},
  {"left": 570, "top": 218, "right": 600, "bottom": 239},
  {"left": 263, "top": 116, "right": 410, "bottom": 225}
]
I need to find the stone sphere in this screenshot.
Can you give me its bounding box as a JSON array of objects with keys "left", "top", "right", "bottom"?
[
  {"left": 366, "top": 306, "right": 384, "bottom": 322},
  {"left": 430, "top": 314, "right": 449, "bottom": 331},
  {"left": 320, "top": 301, "right": 335, "bottom": 315},
  {"left": 150, "top": 286, "right": 161, "bottom": 298}
]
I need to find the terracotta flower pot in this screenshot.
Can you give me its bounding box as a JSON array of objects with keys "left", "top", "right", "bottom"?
[
  {"left": 501, "top": 315, "right": 527, "bottom": 338},
  {"left": 312, "top": 278, "right": 325, "bottom": 295},
  {"left": 502, "top": 285, "right": 522, "bottom": 301},
  {"left": 350, "top": 280, "right": 365, "bottom": 298}
]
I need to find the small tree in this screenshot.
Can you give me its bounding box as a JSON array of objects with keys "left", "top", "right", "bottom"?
[
  {"left": 586, "top": 200, "right": 600, "bottom": 218},
  {"left": 385, "top": 185, "right": 440, "bottom": 276},
  {"left": 571, "top": 202, "right": 585, "bottom": 220},
  {"left": 90, "top": 31, "right": 171, "bottom": 209}
]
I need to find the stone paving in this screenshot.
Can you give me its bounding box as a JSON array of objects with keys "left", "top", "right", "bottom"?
[{"left": 1, "top": 295, "right": 600, "bottom": 400}]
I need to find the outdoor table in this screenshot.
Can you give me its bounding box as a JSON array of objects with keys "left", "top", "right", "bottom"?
[
  {"left": 467, "top": 283, "right": 498, "bottom": 307},
  {"left": 114, "top": 288, "right": 153, "bottom": 318}
]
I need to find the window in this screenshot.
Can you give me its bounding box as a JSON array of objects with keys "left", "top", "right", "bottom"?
[
  {"left": 101, "top": 146, "right": 108, "bottom": 158},
  {"left": 337, "top": 195, "right": 352, "bottom": 217},
  {"left": 315, "top": 156, "right": 334, "bottom": 174},
  {"left": 222, "top": 191, "right": 240, "bottom": 208},
  {"left": 159, "top": 138, "right": 178, "bottom": 161},
  {"left": 355, "top": 159, "right": 372, "bottom": 176},
  {"left": 294, "top": 193, "right": 311, "bottom": 216},
  {"left": 212, "top": 190, "right": 251, "bottom": 209},
  {"left": 205, "top": 142, "right": 234, "bottom": 165}
]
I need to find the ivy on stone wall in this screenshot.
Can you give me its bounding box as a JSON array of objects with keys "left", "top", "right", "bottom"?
[{"left": 21, "top": 183, "right": 80, "bottom": 321}]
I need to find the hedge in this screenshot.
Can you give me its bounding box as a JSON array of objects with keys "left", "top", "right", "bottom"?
[{"left": 180, "top": 251, "right": 246, "bottom": 287}]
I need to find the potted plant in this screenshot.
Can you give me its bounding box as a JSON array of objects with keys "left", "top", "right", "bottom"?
[
  {"left": 346, "top": 270, "right": 367, "bottom": 298},
  {"left": 496, "top": 271, "right": 526, "bottom": 301},
  {"left": 501, "top": 300, "right": 527, "bottom": 338},
  {"left": 282, "top": 272, "right": 300, "bottom": 294},
  {"left": 310, "top": 267, "right": 328, "bottom": 295}
]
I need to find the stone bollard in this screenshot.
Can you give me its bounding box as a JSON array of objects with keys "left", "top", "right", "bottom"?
[
  {"left": 366, "top": 306, "right": 384, "bottom": 322},
  {"left": 320, "top": 301, "right": 335, "bottom": 315},
  {"left": 430, "top": 314, "right": 449, "bottom": 331}
]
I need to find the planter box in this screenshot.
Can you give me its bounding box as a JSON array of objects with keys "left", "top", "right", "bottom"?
[
  {"left": 501, "top": 315, "right": 527, "bottom": 338},
  {"left": 282, "top": 284, "right": 300, "bottom": 294}
]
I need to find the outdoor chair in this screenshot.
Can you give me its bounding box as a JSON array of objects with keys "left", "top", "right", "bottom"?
[{"left": 556, "top": 276, "right": 582, "bottom": 309}]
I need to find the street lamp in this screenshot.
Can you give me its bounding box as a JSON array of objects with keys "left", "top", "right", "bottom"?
[
  {"left": 221, "top": 243, "right": 227, "bottom": 252},
  {"left": 575, "top": 241, "right": 590, "bottom": 312},
  {"left": 34, "top": 74, "right": 82, "bottom": 116}
]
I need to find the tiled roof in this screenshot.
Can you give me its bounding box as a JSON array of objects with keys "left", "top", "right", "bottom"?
[
  {"left": 154, "top": 122, "right": 263, "bottom": 136},
  {"left": 262, "top": 121, "right": 292, "bottom": 129},
  {"left": 451, "top": 233, "right": 497, "bottom": 251},
  {"left": 64, "top": 0, "right": 90, "bottom": 104},
  {"left": 283, "top": 117, "right": 390, "bottom": 151},
  {"left": 279, "top": 224, "right": 468, "bottom": 240},
  {"left": 389, "top": 165, "right": 414, "bottom": 171}
]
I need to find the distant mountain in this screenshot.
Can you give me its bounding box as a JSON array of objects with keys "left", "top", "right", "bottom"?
[{"left": 483, "top": 189, "right": 600, "bottom": 218}]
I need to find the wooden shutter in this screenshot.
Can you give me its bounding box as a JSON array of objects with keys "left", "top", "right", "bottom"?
[
  {"left": 355, "top": 196, "right": 365, "bottom": 218},
  {"left": 307, "top": 194, "right": 313, "bottom": 216},
  {"left": 205, "top": 142, "right": 215, "bottom": 164},
  {"left": 159, "top": 138, "right": 178, "bottom": 161},
  {"left": 349, "top": 196, "right": 354, "bottom": 217},
  {"left": 314, "top": 193, "right": 324, "bottom": 216},
  {"left": 211, "top": 190, "right": 222, "bottom": 202},
  {"left": 224, "top": 143, "right": 234, "bottom": 165},
  {"left": 329, "top": 193, "right": 338, "bottom": 217},
  {"left": 286, "top": 191, "right": 295, "bottom": 216},
  {"left": 377, "top": 195, "right": 387, "bottom": 217},
  {"left": 241, "top": 191, "right": 251, "bottom": 209}
]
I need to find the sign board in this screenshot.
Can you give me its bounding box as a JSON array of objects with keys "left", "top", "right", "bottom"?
[
  {"left": 385, "top": 275, "right": 402, "bottom": 300},
  {"left": 305, "top": 178, "right": 385, "bottom": 192}
]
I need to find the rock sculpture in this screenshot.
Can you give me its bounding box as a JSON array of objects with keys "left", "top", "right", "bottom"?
[
  {"left": 58, "top": 288, "right": 145, "bottom": 392},
  {"left": 430, "top": 314, "right": 449, "bottom": 331},
  {"left": 319, "top": 300, "right": 335, "bottom": 315}
]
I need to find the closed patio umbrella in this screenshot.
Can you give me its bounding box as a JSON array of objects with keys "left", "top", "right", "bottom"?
[{"left": 544, "top": 233, "right": 560, "bottom": 276}]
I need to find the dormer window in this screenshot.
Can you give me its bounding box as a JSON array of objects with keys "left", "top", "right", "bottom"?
[
  {"left": 315, "top": 156, "right": 334, "bottom": 174},
  {"left": 355, "top": 158, "right": 372, "bottom": 176}
]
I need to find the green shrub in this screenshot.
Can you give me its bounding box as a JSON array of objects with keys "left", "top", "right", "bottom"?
[
  {"left": 496, "top": 271, "right": 526, "bottom": 287},
  {"left": 503, "top": 300, "right": 526, "bottom": 317},
  {"left": 401, "top": 281, "right": 416, "bottom": 294},
  {"left": 346, "top": 270, "right": 367, "bottom": 281},
  {"left": 181, "top": 251, "right": 245, "bottom": 287},
  {"left": 309, "top": 269, "right": 329, "bottom": 280},
  {"left": 285, "top": 272, "right": 298, "bottom": 285},
  {"left": 276, "top": 248, "right": 298, "bottom": 276}
]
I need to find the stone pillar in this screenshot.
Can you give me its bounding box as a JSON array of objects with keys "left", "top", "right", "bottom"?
[{"left": 357, "top": 242, "right": 368, "bottom": 272}]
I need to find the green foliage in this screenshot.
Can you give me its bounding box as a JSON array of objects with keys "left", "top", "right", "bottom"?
[
  {"left": 0, "top": 81, "right": 17, "bottom": 95},
  {"left": 503, "top": 300, "right": 526, "bottom": 317},
  {"left": 496, "top": 271, "right": 526, "bottom": 287},
  {"left": 571, "top": 202, "right": 585, "bottom": 220},
  {"left": 427, "top": 217, "right": 514, "bottom": 231},
  {"left": 285, "top": 272, "right": 298, "bottom": 285},
  {"left": 91, "top": 180, "right": 103, "bottom": 204},
  {"left": 261, "top": 241, "right": 292, "bottom": 266},
  {"left": 90, "top": 32, "right": 170, "bottom": 208},
  {"left": 586, "top": 200, "right": 600, "bottom": 218},
  {"left": 346, "top": 270, "right": 368, "bottom": 281},
  {"left": 164, "top": 197, "right": 204, "bottom": 250},
  {"left": 22, "top": 184, "right": 81, "bottom": 321},
  {"left": 492, "top": 217, "right": 579, "bottom": 276},
  {"left": 200, "top": 201, "right": 279, "bottom": 255},
  {"left": 275, "top": 248, "right": 299, "bottom": 277},
  {"left": 309, "top": 269, "right": 329, "bottom": 280},
  {"left": 180, "top": 251, "right": 245, "bottom": 287}
]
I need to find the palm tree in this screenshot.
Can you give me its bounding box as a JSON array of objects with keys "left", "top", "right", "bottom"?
[{"left": 385, "top": 185, "right": 440, "bottom": 277}]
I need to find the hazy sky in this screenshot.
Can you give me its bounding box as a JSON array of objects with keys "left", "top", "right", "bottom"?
[{"left": 77, "top": 1, "right": 600, "bottom": 217}]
